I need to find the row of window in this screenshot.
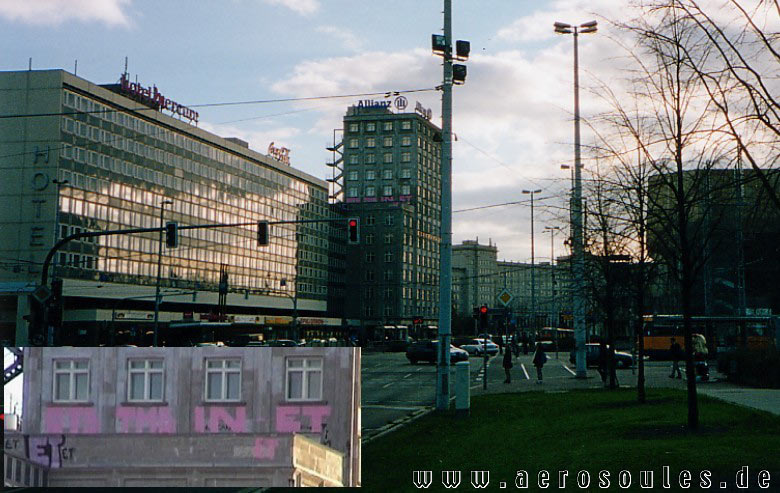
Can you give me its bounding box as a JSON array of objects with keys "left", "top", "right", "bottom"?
[
  {"left": 347, "top": 120, "right": 413, "bottom": 133},
  {"left": 346, "top": 169, "right": 412, "bottom": 181},
  {"left": 347, "top": 135, "right": 413, "bottom": 149},
  {"left": 347, "top": 152, "right": 412, "bottom": 165},
  {"left": 365, "top": 251, "right": 394, "bottom": 263},
  {"left": 346, "top": 185, "right": 412, "bottom": 198},
  {"left": 53, "top": 357, "right": 324, "bottom": 403}
]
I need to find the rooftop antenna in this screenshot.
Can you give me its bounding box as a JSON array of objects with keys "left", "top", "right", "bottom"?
[
  {"left": 124, "top": 56, "right": 128, "bottom": 76},
  {"left": 28, "top": 57, "right": 32, "bottom": 70},
  {"left": 74, "top": 60, "right": 78, "bottom": 76}
]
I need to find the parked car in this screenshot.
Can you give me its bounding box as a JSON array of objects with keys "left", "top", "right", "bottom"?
[
  {"left": 569, "top": 343, "right": 634, "bottom": 368},
  {"left": 458, "top": 338, "right": 499, "bottom": 356},
  {"left": 406, "top": 340, "right": 469, "bottom": 364},
  {"left": 265, "top": 339, "right": 298, "bottom": 347}
]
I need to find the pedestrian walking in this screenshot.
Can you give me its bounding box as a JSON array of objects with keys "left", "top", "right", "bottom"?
[
  {"left": 532, "top": 342, "right": 547, "bottom": 384},
  {"left": 669, "top": 337, "right": 683, "bottom": 378},
  {"left": 503, "top": 347, "right": 513, "bottom": 383}
]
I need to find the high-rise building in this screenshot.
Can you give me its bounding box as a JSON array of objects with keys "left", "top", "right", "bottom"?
[
  {"left": 0, "top": 70, "right": 346, "bottom": 346},
  {"left": 4, "top": 347, "right": 360, "bottom": 487},
  {"left": 339, "top": 102, "right": 442, "bottom": 336}
]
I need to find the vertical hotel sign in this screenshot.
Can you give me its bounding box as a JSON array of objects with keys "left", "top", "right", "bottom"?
[{"left": 119, "top": 73, "right": 199, "bottom": 124}]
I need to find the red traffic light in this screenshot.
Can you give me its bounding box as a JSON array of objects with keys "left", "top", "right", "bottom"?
[
  {"left": 347, "top": 217, "right": 360, "bottom": 244},
  {"left": 349, "top": 219, "right": 357, "bottom": 227},
  {"left": 479, "top": 305, "right": 488, "bottom": 314}
]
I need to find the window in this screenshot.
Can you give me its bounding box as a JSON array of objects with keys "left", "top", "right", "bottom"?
[
  {"left": 384, "top": 270, "right": 393, "bottom": 281},
  {"left": 384, "top": 233, "right": 393, "bottom": 244},
  {"left": 383, "top": 136, "right": 393, "bottom": 147},
  {"left": 365, "top": 233, "right": 374, "bottom": 245},
  {"left": 366, "top": 215, "right": 376, "bottom": 225},
  {"left": 347, "top": 187, "right": 358, "bottom": 198},
  {"left": 205, "top": 359, "right": 241, "bottom": 401},
  {"left": 348, "top": 155, "right": 359, "bottom": 164},
  {"left": 366, "top": 137, "right": 376, "bottom": 148},
  {"left": 365, "top": 186, "right": 376, "bottom": 197},
  {"left": 365, "top": 270, "right": 375, "bottom": 281},
  {"left": 366, "top": 154, "right": 376, "bottom": 164},
  {"left": 383, "top": 169, "right": 393, "bottom": 179},
  {"left": 402, "top": 185, "right": 411, "bottom": 195},
  {"left": 383, "top": 186, "right": 393, "bottom": 196},
  {"left": 401, "top": 152, "right": 411, "bottom": 163},
  {"left": 383, "top": 121, "right": 393, "bottom": 131},
  {"left": 366, "top": 252, "right": 375, "bottom": 262},
  {"left": 286, "top": 357, "right": 323, "bottom": 401},
  {"left": 383, "top": 153, "right": 393, "bottom": 164},
  {"left": 385, "top": 251, "right": 393, "bottom": 262},
  {"left": 385, "top": 215, "right": 394, "bottom": 226},
  {"left": 401, "top": 120, "right": 412, "bottom": 130},
  {"left": 366, "top": 122, "right": 376, "bottom": 132},
  {"left": 348, "top": 138, "right": 358, "bottom": 149},
  {"left": 347, "top": 171, "right": 358, "bottom": 181},
  {"left": 366, "top": 170, "right": 376, "bottom": 180},
  {"left": 53, "top": 360, "right": 89, "bottom": 402},
  {"left": 401, "top": 136, "right": 412, "bottom": 146},
  {"left": 128, "top": 359, "right": 164, "bottom": 402},
  {"left": 348, "top": 123, "right": 359, "bottom": 132},
  {"left": 400, "top": 168, "right": 411, "bottom": 179}
]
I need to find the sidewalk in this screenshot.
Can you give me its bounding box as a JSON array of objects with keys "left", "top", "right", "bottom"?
[{"left": 469, "top": 351, "right": 780, "bottom": 416}]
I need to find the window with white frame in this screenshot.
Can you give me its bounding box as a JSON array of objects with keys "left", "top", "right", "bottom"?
[
  {"left": 383, "top": 136, "right": 393, "bottom": 147},
  {"left": 366, "top": 154, "right": 376, "bottom": 164},
  {"left": 383, "top": 153, "right": 393, "bottom": 164},
  {"left": 53, "top": 360, "right": 89, "bottom": 402},
  {"left": 401, "top": 136, "right": 412, "bottom": 146},
  {"left": 205, "top": 359, "right": 242, "bottom": 401},
  {"left": 401, "top": 185, "right": 411, "bottom": 195},
  {"left": 347, "top": 170, "right": 359, "bottom": 181},
  {"left": 383, "top": 121, "right": 393, "bottom": 131},
  {"left": 383, "top": 169, "right": 393, "bottom": 179},
  {"left": 401, "top": 152, "right": 411, "bottom": 163},
  {"left": 366, "top": 170, "right": 376, "bottom": 180},
  {"left": 286, "top": 357, "right": 323, "bottom": 401},
  {"left": 383, "top": 185, "right": 393, "bottom": 196},
  {"left": 400, "top": 168, "right": 411, "bottom": 179},
  {"left": 348, "top": 123, "right": 358, "bottom": 133},
  {"left": 366, "top": 137, "right": 376, "bottom": 148},
  {"left": 128, "top": 359, "right": 164, "bottom": 402},
  {"left": 348, "top": 138, "right": 358, "bottom": 148},
  {"left": 401, "top": 120, "right": 412, "bottom": 130},
  {"left": 365, "top": 186, "right": 376, "bottom": 197},
  {"left": 366, "top": 122, "right": 376, "bottom": 132},
  {"left": 347, "top": 187, "right": 358, "bottom": 198}
]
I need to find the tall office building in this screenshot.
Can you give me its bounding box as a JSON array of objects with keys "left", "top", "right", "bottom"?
[
  {"left": 0, "top": 70, "right": 344, "bottom": 346},
  {"left": 339, "top": 102, "right": 442, "bottom": 335}
]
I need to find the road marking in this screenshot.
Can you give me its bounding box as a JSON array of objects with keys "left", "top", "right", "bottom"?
[
  {"left": 562, "top": 363, "right": 576, "bottom": 376},
  {"left": 403, "top": 373, "right": 412, "bottom": 379},
  {"left": 382, "top": 382, "right": 393, "bottom": 389},
  {"left": 362, "top": 404, "right": 423, "bottom": 411},
  {"left": 521, "top": 363, "right": 529, "bottom": 380}
]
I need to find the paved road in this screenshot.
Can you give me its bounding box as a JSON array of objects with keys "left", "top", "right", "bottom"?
[{"left": 362, "top": 350, "right": 779, "bottom": 441}]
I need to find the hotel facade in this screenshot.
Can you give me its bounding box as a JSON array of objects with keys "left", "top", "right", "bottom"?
[{"left": 0, "top": 70, "right": 346, "bottom": 346}]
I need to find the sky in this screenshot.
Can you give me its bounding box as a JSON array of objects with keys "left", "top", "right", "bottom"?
[
  {"left": 4, "top": 348, "right": 23, "bottom": 415},
  {"left": 0, "top": 0, "right": 702, "bottom": 263}
]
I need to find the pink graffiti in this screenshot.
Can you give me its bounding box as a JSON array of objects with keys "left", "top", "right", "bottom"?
[
  {"left": 44, "top": 407, "right": 99, "bottom": 434},
  {"left": 116, "top": 407, "right": 176, "bottom": 433},
  {"left": 253, "top": 437, "right": 280, "bottom": 460},
  {"left": 275, "top": 405, "right": 331, "bottom": 433},
  {"left": 194, "top": 406, "right": 247, "bottom": 433}
]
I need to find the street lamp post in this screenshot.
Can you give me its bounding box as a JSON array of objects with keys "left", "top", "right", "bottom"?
[
  {"left": 281, "top": 279, "right": 299, "bottom": 341},
  {"left": 522, "top": 189, "right": 542, "bottom": 336},
  {"left": 544, "top": 226, "right": 561, "bottom": 358},
  {"left": 554, "top": 20, "right": 597, "bottom": 378},
  {"left": 153, "top": 199, "right": 173, "bottom": 347},
  {"left": 48, "top": 178, "right": 69, "bottom": 346}
]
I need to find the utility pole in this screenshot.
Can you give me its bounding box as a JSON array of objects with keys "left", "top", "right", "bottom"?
[
  {"left": 523, "top": 189, "right": 542, "bottom": 336},
  {"left": 435, "top": 0, "right": 454, "bottom": 411},
  {"left": 153, "top": 199, "right": 173, "bottom": 347}
]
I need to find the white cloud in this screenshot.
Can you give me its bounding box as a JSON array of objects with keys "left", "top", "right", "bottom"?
[
  {"left": 316, "top": 25, "right": 363, "bottom": 52},
  {"left": 262, "top": 0, "right": 319, "bottom": 16},
  {"left": 0, "top": 0, "right": 132, "bottom": 26}
]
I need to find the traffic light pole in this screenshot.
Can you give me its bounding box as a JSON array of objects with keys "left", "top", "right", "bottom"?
[{"left": 435, "top": 0, "right": 453, "bottom": 412}]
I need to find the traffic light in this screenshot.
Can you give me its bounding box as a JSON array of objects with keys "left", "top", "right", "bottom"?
[
  {"left": 479, "top": 305, "right": 488, "bottom": 330},
  {"left": 456, "top": 40, "right": 470, "bottom": 60},
  {"left": 257, "top": 221, "right": 269, "bottom": 247},
  {"left": 413, "top": 317, "right": 423, "bottom": 325},
  {"left": 431, "top": 34, "right": 447, "bottom": 54},
  {"left": 453, "top": 64, "right": 467, "bottom": 85},
  {"left": 165, "top": 221, "right": 178, "bottom": 248},
  {"left": 347, "top": 218, "right": 359, "bottom": 244},
  {"left": 48, "top": 279, "right": 64, "bottom": 330}
]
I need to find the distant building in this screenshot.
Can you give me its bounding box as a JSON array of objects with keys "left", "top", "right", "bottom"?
[
  {"left": 0, "top": 70, "right": 346, "bottom": 346},
  {"left": 4, "top": 347, "right": 360, "bottom": 487},
  {"left": 338, "top": 102, "right": 442, "bottom": 337}
]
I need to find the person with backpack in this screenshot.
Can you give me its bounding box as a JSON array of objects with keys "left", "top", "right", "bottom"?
[{"left": 532, "top": 342, "right": 547, "bottom": 384}]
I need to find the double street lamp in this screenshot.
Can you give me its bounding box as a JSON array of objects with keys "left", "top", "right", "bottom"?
[{"left": 554, "top": 20, "right": 597, "bottom": 378}]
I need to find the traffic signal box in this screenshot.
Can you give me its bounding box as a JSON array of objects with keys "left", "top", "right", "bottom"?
[
  {"left": 347, "top": 218, "right": 359, "bottom": 244},
  {"left": 165, "top": 221, "right": 178, "bottom": 248},
  {"left": 257, "top": 221, "right": 269, "bottom": 246},
  {"left": 478, "top": 305, "right": 488, "bottom": 330}
]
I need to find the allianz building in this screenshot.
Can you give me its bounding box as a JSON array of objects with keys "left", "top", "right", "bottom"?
[{"left": 0, "top": 69, "right": 346, "bottom": 346}]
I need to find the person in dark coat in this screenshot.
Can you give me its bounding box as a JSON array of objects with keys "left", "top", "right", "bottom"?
[
  {"left": 669, "top": 338, "right": 683, "bottom": 378},
  {"left": 503, "top": 347, "right": 513, "bottom": 383},
  {"left": 532, "top": 342, "right": 547, "bottom": 384}
]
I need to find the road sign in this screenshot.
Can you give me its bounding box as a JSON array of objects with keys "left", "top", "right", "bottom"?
[
  {"left": 32, "top": 285, "right": 52, "bottom": 303},
  {"left": 497, "top": 288, "right": 513, "bottom": 307}
]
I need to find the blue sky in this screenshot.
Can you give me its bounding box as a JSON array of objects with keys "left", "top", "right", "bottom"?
[{"left": 2, "top": 0, "right": 638, "bottom": 262}]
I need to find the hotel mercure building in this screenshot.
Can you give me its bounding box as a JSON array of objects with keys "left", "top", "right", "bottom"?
[{"left": 0, "top": 69, "right": 343, "bottom": 346}]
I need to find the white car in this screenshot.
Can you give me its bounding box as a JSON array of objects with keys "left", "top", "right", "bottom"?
[{"left": 460, "top": 338, "right": 499, "bottom": 356}]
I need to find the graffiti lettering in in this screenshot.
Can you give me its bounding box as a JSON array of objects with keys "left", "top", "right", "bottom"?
[
  {"left": 253, "top": 437, "right": 280, "bottom": 460},
  {"left": 275, "top": 405, "right": 331, "bottom": 433},
  {"left": 194, "top": 406, "right": 247, "bottom": 433},
  {"left": 116, "top": 406, "right": 176, "bottom": 434},
  {"left": 44, "top": 407, "right": 99, "bottom": 434},
  {"left": 14, "top": 435, "right": 74, "bottom": 468}
]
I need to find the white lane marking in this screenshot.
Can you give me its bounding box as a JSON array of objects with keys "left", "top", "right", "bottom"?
[
  {"left": 382, "top": 382, "right": 393, "bottom": 388},
  {"left": 521, "top": 363, "right": 530, "bottom": 380},
  {"left": 362, "top": 404, "right": 423, "bottom": 411},
  {"left": 403, "top": 373, "right": 413, "bottom": 379},
  {"left": 562, "top": 363, "right": 576, "bottom": 376}
]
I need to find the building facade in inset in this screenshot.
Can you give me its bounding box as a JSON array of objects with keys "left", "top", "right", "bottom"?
[
  {"left": 3, "top": 347, "right": 360, "bottom": 487},
  {"left": 0, "top": 70, "right": 346, "bottom": 345},
  {"left": 339, "top": 103, "right": 442, "bottom": 333}
]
